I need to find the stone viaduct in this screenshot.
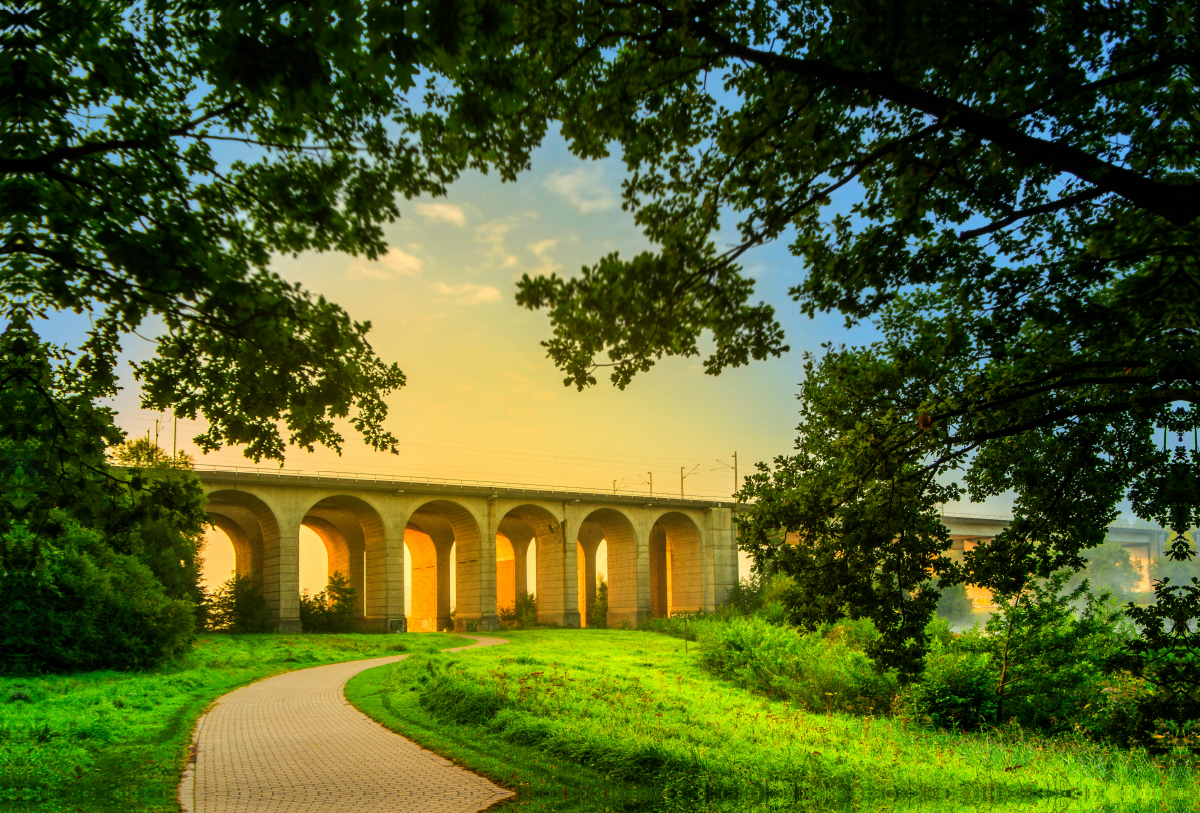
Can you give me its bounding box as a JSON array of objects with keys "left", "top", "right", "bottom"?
[{"left": 197, "top": 468, "right": 739, "bottom": 633}]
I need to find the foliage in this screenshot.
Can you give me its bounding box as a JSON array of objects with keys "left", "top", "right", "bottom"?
[
  {"left": 350, "top": 629, "right": 1193, "bottom": 810},
  {"left": 110, "top": 437, "right": 195, "bottom": 470},
  {"left": 440, "top": 0, "right": 1200, "bottom": 718},
  {"left": 1150, "top": 531, "right": 1200, "bottom": 585},
  {"left": 694, "top": 615, "right": 899, "bottom": 715},
  {"left": 0, "top": 632, "right": 465, "bottom": 809},
  {"left": 4, "top": 0, "right": 552, "bottom": 462},
  {"left": 1118, "top": 545, "right": 1200, "bottom": 755},
  {"left": 204, "top": 574, "right": 271, "bottom": 634},
  {"left": 0, "top": 523, "right": 196, "bottom": 675},
  {"left": 298, "top": 571, "right": 358, "bottom": 633},
  {"left": 587, "top": 574, "right": 608, "bottom": 629},
  {"left": 498, "top": 591, "right": 538, "bottom": 629},
  {"left": 899, "top": 640, "right": 999, "bottom": 732},
  {"left": 494, "top": 0, "right": 1195, "bottom": 402},
  {"left": 904, "top": 573, "right": 1135, "bottom": 736},
  {"left": 722, "top": 573, "right": 767, "bottom": 617},
  {"left": 0, "top": 323, "right": 207, "bottom": 672}
]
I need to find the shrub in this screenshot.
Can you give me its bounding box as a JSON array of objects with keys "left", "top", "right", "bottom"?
[
  {"left": 205, "top": 574, "right": 271, "bottom": 633},
  {"left": 898, "top": 641, "right": 998, "bottom": 730},
  {"left": 0, "top": 522, "right": 195, "bottom": 673},
  {"left": 299, "top": 571, "right": 357, "bottom": 633},
  {"left": 722, "top": 573, "right": 765, "bottom": 616},
  {"left": 695, "top": 615, "right": 900, "bottom": 714},
  {"left": 498, "top": 592, "right": 538, "bottom": 629},
  {"left": 903, "top": 572, "right": 1135, "bottom": 735}
]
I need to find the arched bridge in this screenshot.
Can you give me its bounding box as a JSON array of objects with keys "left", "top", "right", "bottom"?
[{"left": 197, "top": 468, "right": 738, "bottom": 633}]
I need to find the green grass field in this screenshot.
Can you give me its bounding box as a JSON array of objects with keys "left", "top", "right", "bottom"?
[
  {"left": 0, "top": 632, "right": 466, "bottom": 813},
  {"left": 346, "top": 629, "right": 1199, "bottom": 813},
  {"left": 4, "top": 628, "right": 1196, "bottom": 813}
]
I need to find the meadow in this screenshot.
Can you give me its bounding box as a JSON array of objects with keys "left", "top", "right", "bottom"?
[
  {"left": 346, "top": 629, "right": 1200, "bottom": 813},
  {"left": 0, "top": 632, "right": 466, "bottom": 813}
]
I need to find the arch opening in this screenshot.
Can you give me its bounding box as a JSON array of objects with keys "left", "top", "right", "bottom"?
[
  {"left": 500, "top": 505, "right": 576, "bottom": 627},
  {"left": 301, "top": 495, "right": 387, "bottom": 622},
  {"left": 406, "top": 500, "right": 482, "bottom": 632},
  {"left": 577, "top": 508, "right": 641, "bottom": 628},
  {"left": 200, "top": 524, "right": 237, "bottom": 592},
  {"left": 650, "top": 512, "right": 704, "bottom": 617},
  {"left": 204, "top": 489, "right": 289, "bottom": 624}
]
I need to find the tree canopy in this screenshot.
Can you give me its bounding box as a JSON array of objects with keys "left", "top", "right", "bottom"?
[
  {"left": 453, "top": 0, "right": 1199, "bottom": 692},
  {"left": 3, "top": 0, "right": 539, "bottom": 460}
]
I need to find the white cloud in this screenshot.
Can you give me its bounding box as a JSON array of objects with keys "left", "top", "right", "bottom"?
[
  {"left": 434, "top": 282, "right": 503, "bottom": 304},
  {"left": 543, "top": 166, "right": 617, "bottom": 214},
  {"left": 416, "top": 202, "right": 467, "bottom": 226},
  {"left": 348, "top": 247, "right": 424, "bottom": 280},
  {"left": 528, "top": 239, "right": 557, "bottom": 256}
]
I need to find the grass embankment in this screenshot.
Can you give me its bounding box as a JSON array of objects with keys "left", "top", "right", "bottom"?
[
  {"left": 0, "top": 632, "right": 466, "bottom": 813},
  {"left": 347, "top": 629, "right": 1198, "bottom": 813}
]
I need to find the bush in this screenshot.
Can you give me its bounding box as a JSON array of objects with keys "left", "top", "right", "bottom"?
[
  {"left": 903, "top": 572, "right": 1135, "bottom": 735},
  {"left": 299, "top": 571, "right": 357, "bottom": 633},
  {"left": 722, "top": 573, "right": 765, "bottom": 616},
  {"left": 0, "top": 522, "right": 195, "bottom": 673},
  {"left": 898, "top": 640, "right": 999, "bottom": 730},
  {"left": 695, "top": 615, "right": 900, "bottom": 714},
  {"left": 204, "top": 574, "right": 271, "bottom": 633},
  {"left": 498, "top": 592, "right": 538, "bottom": 629}
]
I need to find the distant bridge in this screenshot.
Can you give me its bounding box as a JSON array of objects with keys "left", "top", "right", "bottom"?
[
  {"left": 940, "top": 512, "right": 1167, "bottom": 604},
  {"left": 196, "top": 467, "right": 738, "bottom": 633}
]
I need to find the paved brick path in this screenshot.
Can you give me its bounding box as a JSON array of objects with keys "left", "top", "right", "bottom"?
[{"left": 179, "top": 636, "right": 513, "bottom": 813}]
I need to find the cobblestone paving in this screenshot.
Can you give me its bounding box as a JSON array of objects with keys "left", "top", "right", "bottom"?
[{"left": 179, "top": 636, "right": 513, "bottom": 813}]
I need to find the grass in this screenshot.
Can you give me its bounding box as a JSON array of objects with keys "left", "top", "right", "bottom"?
[
  {"left": 346, "top": 629, "right": 1200, "bottom": 813},
  {"left": 0, "top": 631, "right": 466, "bottom": 813}
]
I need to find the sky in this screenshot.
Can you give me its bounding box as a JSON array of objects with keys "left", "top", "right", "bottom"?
[{"left": 48, "top": 127, "right": 1019, "bottom": 596}]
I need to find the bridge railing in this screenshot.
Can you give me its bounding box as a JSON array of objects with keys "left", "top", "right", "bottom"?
[{"left": 189, "top": 462, "right": 737, "bottom": 505}]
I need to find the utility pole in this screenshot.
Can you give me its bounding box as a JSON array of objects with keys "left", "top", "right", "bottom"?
[
  {"left": 733, "top": 451, "right": 738, "bottom": 500},
  {"left": 173, "top": 417, "right": 178, "bottom": 465},
  {"left": 649, "top": 471, "right": 653, "bottom": 497},
  {"left": 680, "top": 464, "right": 699, "bottom": 499},
  {"left": 613, "top": 479, "right": 617, "bottom": 495}
]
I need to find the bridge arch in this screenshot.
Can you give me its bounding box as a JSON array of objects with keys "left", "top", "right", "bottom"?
[
  {"left": 648, "top": 511, "right": 704, "bottom": 617},
  {"left": 577, "top": 507, "right": 644, "bottom": 628},
  {"left": 405, "top": 499, "right": 488, "bottom": 632},
  {"left": 498, "top": 504, "right": 578, "bottom": 626},
  {"left": 203, "top": 489, "right": 292, "bottom": 627},
  {"left": 298, "top": 495, "right": 392, "bottom": 619}
]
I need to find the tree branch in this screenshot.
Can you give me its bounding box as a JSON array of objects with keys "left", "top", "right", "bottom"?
[{"left": 688, "top": 19, "right": 1199, "bottom": 225}]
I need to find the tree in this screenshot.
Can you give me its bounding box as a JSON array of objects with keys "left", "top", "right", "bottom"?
[
  {"left": 440, "top": 1, "right": 1196, "bottom": 677},
  {"left": 589, "top": 574, "right": 609, "bottom": 629},
  {"left": 205, "top": 573, "right": 271, "bottom": 633},
  {"left": 6, "top": 0, "right": 539, "bottom": 461},
  {"left": 1070, "top": 538, "right": 1145, "bottom": 603},
  {"left": 111, "top": 436, "right": 195, "bottom": 470},
  {"left": 298, "top": 571, "right": 358, "bottom": 633},
  {"left": 0, "top": 321, "right": 202, "bottom": 671}
]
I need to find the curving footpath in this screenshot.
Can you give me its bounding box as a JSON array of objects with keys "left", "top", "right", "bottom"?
[{"left": 178, "top": 636, "right": 513, "bottom": 813}]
